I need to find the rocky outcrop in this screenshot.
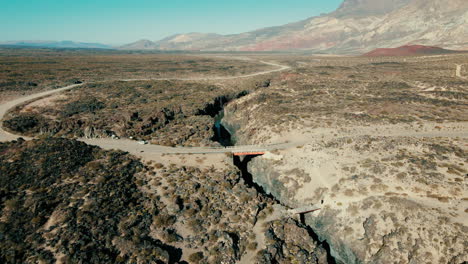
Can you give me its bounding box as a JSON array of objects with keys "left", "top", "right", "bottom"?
[
  {"left": 257, "top": 218, "right": 329, "bottom": 263},
  {"left": 220, "top": 92, "right": 260, "bottom": 145},
  {"left": 248, "top": 157, "right": 296, "bottom": 207}
]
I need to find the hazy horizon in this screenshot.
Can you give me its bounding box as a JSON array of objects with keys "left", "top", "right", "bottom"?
[{"left": 0, "top": 0, "right": 342, "bottom": 45}]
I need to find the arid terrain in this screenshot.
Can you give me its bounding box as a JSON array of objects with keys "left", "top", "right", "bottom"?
[
  {"left": 221, "top": 54, "right": 468, "bottom": 263},
  {"left": 0, "top": 48, "right": 273, "bottom": 103},
  {"left": 0, "top": 47, "right": 467, "bottom": 264}
]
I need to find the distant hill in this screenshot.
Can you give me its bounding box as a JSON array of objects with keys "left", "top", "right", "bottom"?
[
  {"left": 120, "top": 34, "right": 223, "bottom": 51},
  {"left": 119, "top": 39, "right": 159, "bottom": 50},
  {"left": 0, "top": 40, "right": 112, "bottom": 49},
  {"left": 121, "top": 0, "right": 468, "bottom": 53},
  {"left": 363, "top": 45, "right": 464, "bottom": 56}
]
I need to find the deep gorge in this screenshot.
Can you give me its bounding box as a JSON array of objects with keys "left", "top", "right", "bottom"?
[{"left": 215, "top": 95, "right": 338, "bottom": 263}]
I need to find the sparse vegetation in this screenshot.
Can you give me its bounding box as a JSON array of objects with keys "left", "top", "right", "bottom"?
[
  {"left": 0, "top": 48, "right": 271, "bottom": 101},
  {"left": 1, "top": 50, "right": 466, "bottom": 264}
]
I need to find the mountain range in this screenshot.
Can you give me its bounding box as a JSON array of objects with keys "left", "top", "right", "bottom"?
[
  {"left": 122, "top": 0, "right": 468, "bottom": 53},
  {"left": 3, "top": 0, "right": 467, "bottom": 53}
]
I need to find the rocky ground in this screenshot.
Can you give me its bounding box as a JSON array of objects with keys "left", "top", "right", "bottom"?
[
  {"left": 248, "top": 135, "right": 467, "bottom": 263},
  {"left": 222, "top": 54, "right": 468, "bottom": 263},
  {"left": 0, "top": 138, "right": 330, "bottom": 263},
  {"left": 2, "top": 80, "right": 251, "bottom": 147}
]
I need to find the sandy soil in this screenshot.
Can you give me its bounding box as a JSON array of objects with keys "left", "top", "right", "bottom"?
[{"left": 20, "top": 93, "right": 68, "bottom": 113}]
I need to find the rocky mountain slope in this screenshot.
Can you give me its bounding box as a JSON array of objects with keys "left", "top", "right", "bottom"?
[{"left": 122, "top": 0, "right": 468, "bottom": 53}]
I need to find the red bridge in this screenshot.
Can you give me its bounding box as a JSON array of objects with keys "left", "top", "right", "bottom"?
[{"left": 226, "top": 146, "right": 267, "bottom": 156}]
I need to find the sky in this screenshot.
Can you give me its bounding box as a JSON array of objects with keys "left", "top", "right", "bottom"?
[{"left": 0, "top": 0, "right": 343, "bottom": 45}]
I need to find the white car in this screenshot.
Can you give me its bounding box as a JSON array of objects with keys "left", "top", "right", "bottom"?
[{"left": 137, "top": 140, "right": 148, "bottom": 145}]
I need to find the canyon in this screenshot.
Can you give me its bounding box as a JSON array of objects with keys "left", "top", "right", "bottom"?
[
  {"left": 1, "top": 49, "right": 467, "bottom": 263},
  {"left": 2, "top": 0, "right": 468, "bottom": 262}
]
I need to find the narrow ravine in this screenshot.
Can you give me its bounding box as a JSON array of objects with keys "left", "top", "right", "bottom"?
[
  {"left": 300, "top": 218, "right": 338, "bottom": 264},
  {"left": 233, "top": 154, "right": 338, "bottom": 263},
  {"left": 212, "top": 103, "right": 338, "bottom": 263},
  {"left": 212, "top": 112, "right": 234, "bottom": 147},
  {"left": 232, "top": 155, "right": 277, "bottom": 201},
  {"left": 201, "top": 92, "right": 247, "bottom": 147}
]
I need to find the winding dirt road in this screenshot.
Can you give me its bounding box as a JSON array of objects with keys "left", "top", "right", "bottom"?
[
  {"left": 0, "top": 60, "right": 291, "bottom": 152},
  {"left": 121, "top": 61, "right": 291, "bottom": 82},
  {"left": 1, "top": 60, "right": 466, "bottom": 158},
  {"left": 0, "top": 84, "right": 84, "bottom": 142}
]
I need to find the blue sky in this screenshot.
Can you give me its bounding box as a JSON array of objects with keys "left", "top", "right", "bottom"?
[{"left": 0, "top": 0, "right": 342, "bottom": 45}]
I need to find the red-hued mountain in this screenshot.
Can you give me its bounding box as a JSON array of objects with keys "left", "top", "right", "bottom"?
[
  {"left": 122, "top": 0, "right": 468, "bottom": 53},
  {"left": 363, "top": 45, "right": 463, "bottom": 56}
]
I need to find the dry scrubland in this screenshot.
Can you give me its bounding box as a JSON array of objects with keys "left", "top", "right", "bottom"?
[
  {"left": 1, "top": 49, "right": 467, "bottom": 263},
  {"left": 224, "top": 55, "right": 467, "bottom": 142},
  {"left": 0, "top": 48, "right": 272, "bottom": 102},
  {"left": 3, "top": 80, "right": 244, "bottom": 146},
  {"left": 462, "top": 64, "right": 468, "bottom": 77},
  {"left": 223, "top": 54, "right": 468, "bottom": 263},
  {"left": 2, "top": 78, "right": 272, "bottom": 147},
  {"left": 0, "top": 49, "right": 327, "bottom": 264},
  {"left": 0, "top": 138, "right": 327, "bottom": 263},
  {"left": 1, "top": 48, "right": 274, "bottom": 147}
]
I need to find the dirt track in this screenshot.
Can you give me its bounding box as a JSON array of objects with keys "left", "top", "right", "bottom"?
[
  {"left": 1, "top": 60, "right": 467, "bottom": 161},
  {"left": 0, "top": 60, "right": 291, "bottom": 151}
]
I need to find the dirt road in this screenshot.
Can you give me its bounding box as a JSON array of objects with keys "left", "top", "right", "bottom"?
[
  {"left": 0, "top": 59, "right": 290, "bottom": 146},
  {"left": 1, "top": 59, "right": 466, "bottom": 160},
  {"left": 121, "top": 61, "right": 291, "bottom": 81},
  {"left": 0, "top": 83, "right": 84, "bottom": 141}
]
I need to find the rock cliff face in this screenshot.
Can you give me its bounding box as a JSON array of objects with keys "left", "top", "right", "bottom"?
[
  {"left": 332, "top": 0, "right": 411, "bottom": 17},
  {"left": 227, "top": 132, "right": 468, "bottom": 263},
  {"left": 257, "top": 218, "right": 329, "bottom": 263},
  {"left": 122, "top": 0, "right": 468, "bottom": 53}
]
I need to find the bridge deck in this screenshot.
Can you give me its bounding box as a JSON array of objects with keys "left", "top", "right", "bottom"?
[
  {"left": 233, "top": 151, "right": 266, "bottom": 156},
  {"left": 288, "top": 205, "right": 321, "bottom": 215}
]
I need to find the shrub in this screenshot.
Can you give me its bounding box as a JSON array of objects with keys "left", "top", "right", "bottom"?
[
  {"left": 153, "top": 214, "right": 176, "bottom": 228},
  {"left": 247, "top": 242, "right": 258, "bottom": 250},
  {"left": 61, "top": 97, "right": 105, "bottom": 117},
  {"left": 3, "top": 113, "right": 42, "bottom": 133},
  {"left": 188, "top": 252, "right": 204, "bottom": 263}
]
